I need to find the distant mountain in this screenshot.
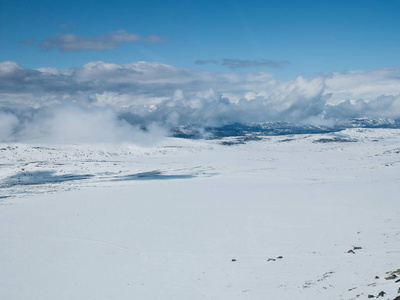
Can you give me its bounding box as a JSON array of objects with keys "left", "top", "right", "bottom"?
[
  {"left": 171, "top": 118, "right": 400, "bottom": 139},
  {"left": 334, "top": 117, "right": 400, "bottom": 129}
]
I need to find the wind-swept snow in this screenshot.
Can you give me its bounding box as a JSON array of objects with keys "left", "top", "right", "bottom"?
[{"left": 1, "top": 129, "right": 400, "bottom": 299}]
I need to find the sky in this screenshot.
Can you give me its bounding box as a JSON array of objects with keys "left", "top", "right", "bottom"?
[
  {"left": 1, "top": 0, "right": 399, "bottom": 77},
  {"left": 1, "top": 0, "right": 400, "bottom": 142}
]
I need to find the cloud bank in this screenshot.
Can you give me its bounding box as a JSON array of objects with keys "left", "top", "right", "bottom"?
[
  {"left": 38, "top": 30, "right": 165, "bottom": 52},
  {"left": 1, "top": 60, "right": 400, "bottom": 143},
  {"left": 0, "top": 104, "right": 166, "bottom": 144}
]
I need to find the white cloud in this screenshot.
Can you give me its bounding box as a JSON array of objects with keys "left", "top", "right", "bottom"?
[
  {"left": 0, "top": 111, "right": 18, "bottom": 142},
  {"left": 1, "top": 105, "right": 166, "bottom": 144},
  {"left": 38, "top": 30, "right": 165, "bottom": 52},
  {"left": 1, "top": 60, "right": 400, "bottom": 142},
  {"left": 324, "top": 67, "right": 400, "bottom": 105}
]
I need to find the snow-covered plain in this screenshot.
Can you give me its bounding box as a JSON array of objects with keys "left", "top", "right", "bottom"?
[{"left": 1, "top": 128, "right": 400, "bottom": 300}]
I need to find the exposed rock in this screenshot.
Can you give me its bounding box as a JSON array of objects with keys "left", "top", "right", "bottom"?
[{"left": 377, "top": 291, "right": 386, "bottom": 297}]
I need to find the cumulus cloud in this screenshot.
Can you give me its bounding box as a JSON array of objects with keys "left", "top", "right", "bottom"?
[
  {"left": 38, "top": 30, "right": 165, "bottom": 52},
  {"left": 324, "top": 95, "right": 400, "bottom": 120},
  {"left": 1, "top": 60, "right": 400, "bottom": 143},
  {"left": 324, "top": 67, "right": 400, "bottom": 105},
  {"left": 0, "top": 60, "right": 273, "bottom": 107}
]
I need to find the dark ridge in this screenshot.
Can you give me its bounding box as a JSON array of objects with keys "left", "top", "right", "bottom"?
[
  {"left": 170, "top": 118, "right": 400, "bottom": 139},
  {"left": 313, "top": 138, "right": 358, "bottom": 143}
]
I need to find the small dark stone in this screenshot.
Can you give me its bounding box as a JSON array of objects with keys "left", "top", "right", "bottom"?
[
  {"left": 231, "top": 259, "right": 236, "bottom": 262},
  {"left": 277, "top": 256, "right": 283, "bottom": 259},
  {"left": 377, "top": 291, "right": 386, "bottom": 297},
  {"left": 375, "top": 276, "right": 379, "bottom": 279},
  {"left": 354, "top": 246, "right": 362, "bottom": 250},
  {"left": 367, "top": 295, "right": 374, "bottom": 298}
]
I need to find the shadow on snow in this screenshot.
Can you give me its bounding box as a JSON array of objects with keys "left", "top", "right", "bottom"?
[
  {"left": 111, "top": 171, "right": 195, "bottom": 181},
  {"left": 1, "top": 170, "right": 94, "bottom": 186},
  {"left": 1, "top": 170, "right": 195, "bottom": 188}
]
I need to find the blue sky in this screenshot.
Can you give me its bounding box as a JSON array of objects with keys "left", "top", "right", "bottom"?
[{"left": 1, "top": 0, "right": 399, "bottom": 79}]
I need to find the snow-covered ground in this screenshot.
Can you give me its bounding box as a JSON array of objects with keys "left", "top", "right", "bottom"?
[{"left": 1, "top": 128, "right": 400, "bottom": 299}]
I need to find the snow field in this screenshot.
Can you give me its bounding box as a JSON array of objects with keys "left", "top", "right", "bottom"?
[{"left": 1, "top": 129, "right": 400, "bottom": 299}]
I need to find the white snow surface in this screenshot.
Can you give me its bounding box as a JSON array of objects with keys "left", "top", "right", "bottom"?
[{"left": 1, "top": 128, "right": 400, "bottom": 300}]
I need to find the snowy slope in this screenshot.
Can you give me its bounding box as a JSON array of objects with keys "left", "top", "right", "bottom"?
[{"left": 1, "top": 129, "right": 400, "bottom": 299}]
